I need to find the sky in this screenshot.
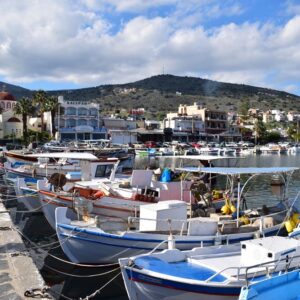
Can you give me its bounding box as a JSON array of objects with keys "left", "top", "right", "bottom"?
[{"left": 0, "top": 0, "right": 300, "bottom": 95}]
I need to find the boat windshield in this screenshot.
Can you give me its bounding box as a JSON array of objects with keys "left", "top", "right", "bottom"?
[{"left": 95, "top": 164, "right": 114, "bottom": 178}]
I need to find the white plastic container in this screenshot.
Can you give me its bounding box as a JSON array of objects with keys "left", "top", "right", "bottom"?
[{"left": 139, "top": 200, "right": 187, "bottom": 232}]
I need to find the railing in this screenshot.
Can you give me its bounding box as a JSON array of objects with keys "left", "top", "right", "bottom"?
[
  {"left": 244, "top": 254, "right": 300, "bottom": 287},
  {"left": 204, "top": 254, "right": 300, "bottom": 286}
]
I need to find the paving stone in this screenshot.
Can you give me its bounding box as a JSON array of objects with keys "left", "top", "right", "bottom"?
[
  {"left": 0, "top": 259, "right": 8, "bottom": 269},
  {"left": 0, "top": 273, "right": 10, "bottom": 284},
  {"left": 0, "top": 283, "right": 14, "bottom": 296},
  {"left": 0, "top": 292, "right": 22, "bottom": 300}
]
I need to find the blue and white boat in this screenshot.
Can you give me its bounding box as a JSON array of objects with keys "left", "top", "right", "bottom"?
[
  {"left": 4, "top": 152, "right": 97, "bottom": 180},
  {"left": 55, "top": 167, "right": 297, "bottom": 264},
  {"left": 119, "top": 236, "right": 300, "bottom": 300},
  {"left": 239, "top": 269, "right": 300, "bottom": 300}
]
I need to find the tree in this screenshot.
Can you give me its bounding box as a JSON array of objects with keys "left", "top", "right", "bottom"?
[
  {"left": 47, "top": 96, "right": 59, "bottom": 137},
  {"left": 287, "top": 123, "right": 300, "bottom": 142},
  {"left": 254, "top": 118, "right": 266, "bottom": 144},
  {"left": 13, "top": 97, "right": 35, "bottom": 145},
  {"left": 265, "top": 131, "right": 281, "bottom": 143},
  {"left": 33, "top": 90, "right": 49, "bottom": 131},
  {"left": 239, "top": 99, "right": 250, "bottom": 119}
]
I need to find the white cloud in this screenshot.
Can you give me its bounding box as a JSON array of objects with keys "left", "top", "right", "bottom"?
[{"left": 0, "top": 0, "right": 300, "bottom": 95}]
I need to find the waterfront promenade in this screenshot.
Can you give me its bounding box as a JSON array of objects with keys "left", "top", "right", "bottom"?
[{"left": 0, "top": 202, "right": 50, "bottom": 299}]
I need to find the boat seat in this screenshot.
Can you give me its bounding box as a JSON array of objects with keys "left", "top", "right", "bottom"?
[
  {"left": 238, "top": 224, "right": 259, "bottom": 233},
  {"left": 210, "top": 213, "right": 232, "bottom": 222},
  {"left": 220, "top": 221, "right": 242, "bottom": 234},
  {"left": 150, "top": 249, "right": 186, "bottom": 263}
]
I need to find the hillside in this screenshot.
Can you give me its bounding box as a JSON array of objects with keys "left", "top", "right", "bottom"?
[
  {"left": 2, "top": 74, "right": 300, "bottom": 119},
  {"left": 0, "top": 81, "right": 32, "bottom": 99}
]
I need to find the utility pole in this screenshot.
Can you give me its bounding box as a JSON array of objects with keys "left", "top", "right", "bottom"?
[{"left": 297, "top": 119, "right": 299, "bottom": 143}]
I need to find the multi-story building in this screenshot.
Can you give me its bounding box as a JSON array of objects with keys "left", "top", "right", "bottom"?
[
  {"left": 287, "top": 111, "right": 300, "bottom": 122},
  {"left": 203, "top": 109, "right": 227, "bottom": 134},
  {"left": 165, "top": 102, "right": 228, "bottom": 140},
  {"left": 56, "top": 96, "right": 107, "bottom": 141}
]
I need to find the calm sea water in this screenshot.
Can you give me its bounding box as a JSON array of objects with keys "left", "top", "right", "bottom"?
[{"left": 16, "top": 154, "right": 300, "bottom": 299}]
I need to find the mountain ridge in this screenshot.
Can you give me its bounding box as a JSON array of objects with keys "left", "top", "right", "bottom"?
[{"left": 1, "top": 75, "right": 300, "bottom": 117}]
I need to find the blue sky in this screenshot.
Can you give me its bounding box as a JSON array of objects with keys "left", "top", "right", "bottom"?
[{"left": 0, "top": 0, "right": 300, "bottom": 95}]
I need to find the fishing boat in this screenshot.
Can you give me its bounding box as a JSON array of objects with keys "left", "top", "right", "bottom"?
[
  {"left": 54, "top": 166, "right": 298, "bottom": 264},
  {"left": 4, "top": 152, "right": 99, "bottom": 180},
  {"left": 239, "top": 269, "right": 300, "bottom": 300},
  {"left": 119, "top": 236, "right": 300, "bottom": 300},
  {"left": 196, "top": 146, "right": 220, "bottom": 155},
  {"left": 10, "top": 153, "right": 123, "bottom": 214},
  {"left": 39, "top": 155, "right": 229, "bottom": 229},
  {"left": 39, "top": 169, "right": 194, "bottom": 229},
  {"left": 14, "top": 177, "right": 41, "bottom": 212},
  {"left": 4, "top": 150, "right": 42, "bottom": 165}
]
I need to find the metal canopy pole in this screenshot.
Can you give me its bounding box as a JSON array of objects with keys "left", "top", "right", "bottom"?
[{"left": 236, "top": 174, "right": 241, "bottom": 227}]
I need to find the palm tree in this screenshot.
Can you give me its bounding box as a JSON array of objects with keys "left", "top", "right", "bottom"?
[
  {"left": 33, "top": 90, "right": 49, "bottom": 131},
  {"left": 13, "top": 97, "right": 35, "bottom": 145},
  {"left": 254, "top": 118, "right": 266, "bottom": 144},
  {"left": 47, "top": 96, "right": 59, "bottom": 137}
]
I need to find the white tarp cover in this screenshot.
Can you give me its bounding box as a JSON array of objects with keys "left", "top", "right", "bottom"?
[
  {"left": 176, "top": 166, "right": 298, "bottom": 174},
  {"left": 26, "top": 152, "right": 98, "bottom": 160},
  {"left": 163, "top": 155, "right": 237, "bottom": 161}
]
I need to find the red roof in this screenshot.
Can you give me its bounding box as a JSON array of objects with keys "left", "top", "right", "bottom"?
[
  {"left": 7, "top": 117, "right": 21, "bottom": 123},
  {"left": 0, "top": 91, "right": 15, "bottom": 101}
]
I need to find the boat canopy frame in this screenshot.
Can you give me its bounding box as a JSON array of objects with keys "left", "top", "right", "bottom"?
[{"left": 175, "top": 166, "right": 299, "bottom": 223}]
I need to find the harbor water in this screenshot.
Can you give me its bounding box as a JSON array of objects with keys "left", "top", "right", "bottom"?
[{"left": 4, "top": 153, "right": 300, "bottom": 299}]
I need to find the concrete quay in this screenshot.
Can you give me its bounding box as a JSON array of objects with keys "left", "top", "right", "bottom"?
[{"left": 0, "top": 203, "right": 51, "bottom": 299}]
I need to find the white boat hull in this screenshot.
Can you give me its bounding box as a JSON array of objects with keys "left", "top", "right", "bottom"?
[
  {"left": 55, "top": 207, "right": 283, "bottom": 264},
  {"left": 16, "top": 178, "right": 41, "bottom": 212},
  {"left": 120, "top": 260, "right": 240, "bottom": 300}
]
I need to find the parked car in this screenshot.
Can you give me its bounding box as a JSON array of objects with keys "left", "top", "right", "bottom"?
[
  {"left": 242, "top": 142, "right": 255, "bottom": 147},
  {"left": 144, "top": 141, "right": 157, "bottom": 148}
]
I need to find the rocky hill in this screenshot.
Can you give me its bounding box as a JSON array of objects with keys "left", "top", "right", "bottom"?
[{"left": 2, "top": 74, "right": 300, "bottom": 119}]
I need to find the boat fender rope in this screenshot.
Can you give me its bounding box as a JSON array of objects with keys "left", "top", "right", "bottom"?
[
  {"left": 0, "top": 226, "right": 12, "bottom": 230},
  {"left": 24, "top": 286, "right": 51, "bottom": 298},
  {"left": 10, "top": 251, "right": 30, "bottom": 257}
]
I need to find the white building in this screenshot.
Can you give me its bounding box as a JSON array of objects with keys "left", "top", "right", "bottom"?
[
  {"left": 164, "top": 116, "right": 204, "bottom": 134},
  {"left": 0, "top": 91, "right": 22, "bottom": 139},
  {"left": 0, "top": 90, "right": 17, "bottom": 112},
  {"left": 109, "top": 130, "right": 137, "bottom": 145},
  {"left": 102, "top": 116, "right": 137, "bottom": 131},
  {"left": 56, "top": 96, "right": 107, "bottom": 141}
]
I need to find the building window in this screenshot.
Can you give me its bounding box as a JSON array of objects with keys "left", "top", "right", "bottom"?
[
  {"left": 7, "top": 102, "right": 11, "bottom": 109},
  {"left": 78, "top": 107, "right": 88, "bottom": 115},
  {"left": 90, "top": 108, "right": 98, "bottom": 116},
  {"left": 66, "top": 119, "right": 76, "bottom": 127},
  {"left": 77, "top": 119, "right": 87, "bottom": 126},
  {"left": 89, "top": 119, "right": 97, "bottom": 128},
  {"left": 66, "top": 107, "right": 76, "bottom": 115}
]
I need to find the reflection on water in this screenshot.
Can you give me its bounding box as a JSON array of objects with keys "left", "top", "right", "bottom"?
[{"left": 19, "top": 154, "right": 300, "bottom": 299}]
